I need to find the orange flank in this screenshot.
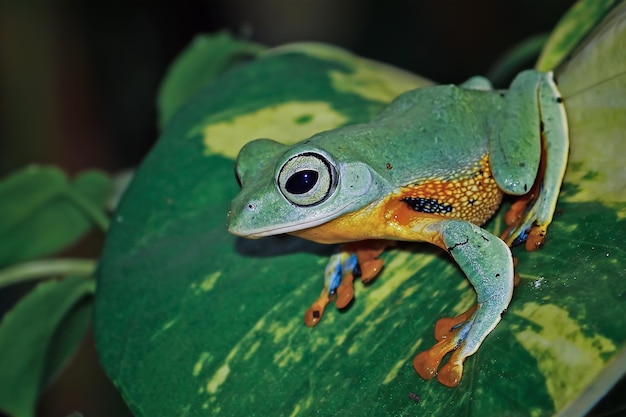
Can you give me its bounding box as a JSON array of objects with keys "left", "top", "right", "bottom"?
[
  {"left": 400, "top": 154, "right": 503, "bottom": 225},
  {"left": 292, "top": 154, "right": 503, "bottom": 248}
]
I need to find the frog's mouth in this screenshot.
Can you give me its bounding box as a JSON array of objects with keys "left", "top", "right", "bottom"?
[
  {"left": 228, "top": 197, "right": 382, "bottom": 245},
  {"left": 227, "top": 211, "right": 341, "bottom": 240},
  {"left": 226, "top": 194, "right": 371, "bottom": 241}
]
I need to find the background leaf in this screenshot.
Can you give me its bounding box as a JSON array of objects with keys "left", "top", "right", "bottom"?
[
  {"left": 95, "top": 5, "right": 626, "bottom": 417},
  {"left": 0, "top": 277, "right": 95, "bottom": 417},
  {"left": 0, "top": 166, "right": 112, "bottom": 268},
  {"left": 157, "top": 32, "right": 266, "bottom": 129},
  {"left": 536, "top": 0, "right": 618, "bottom": 72}
]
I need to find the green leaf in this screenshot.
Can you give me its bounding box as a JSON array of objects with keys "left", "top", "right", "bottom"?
[
  {"left": 157, "top": 32, "right": 266, "bottom": 129},
  {"left": 0, "top": 166, "right": 112, "bottom": 268},
  {"left": 95, "top": 6, "right": 626, "bottom": 417},
  {"left": 556, "top": 1, "right": 626, "bottom": 204},
  {"left": 42, "top": 295, "right": 93, "bottom": 387},
  {"left": 536, "top": 0, "right": 618, "bottom": 72},
  {"left": 95, "top": 43, "right": 429, "bottom": 416},
  {"left": 0, "top": 277, "right": 95, "bottom": 417}
]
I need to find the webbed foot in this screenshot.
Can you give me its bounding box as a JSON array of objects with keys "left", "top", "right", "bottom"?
[
  {"left": 304, "top": 240, "right": 391, "bottom": 326},
  {"left": 304, "top": 251, "right": 356, "bottom": 326},
  {"left": 502, "top": 194, "right": 549, "bottom": 251},
  {"left": 413, "top": 304, "right": 495, "bottom": 387}
]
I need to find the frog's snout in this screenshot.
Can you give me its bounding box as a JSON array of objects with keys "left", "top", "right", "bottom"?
[{"left": 227, "top": 195, "right": 259, "bottom": 238}]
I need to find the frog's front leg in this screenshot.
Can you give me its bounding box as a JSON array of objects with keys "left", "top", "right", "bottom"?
[
  {"left": 304, "top": 240, "right": 390, "bottom": 326},
  {"left": 413, "top": 219, "right": 514, "bottom": 387},
  {"left": 490, "top": 70, "right": 569, "bottom": 250}
]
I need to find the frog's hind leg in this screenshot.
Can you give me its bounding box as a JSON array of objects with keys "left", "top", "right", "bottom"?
[
  {"left": 413, "top": 220, "right": 514, "bottom": 387},
  {"left": 501, "top": 73, "right": 569, "bottom": 250}
]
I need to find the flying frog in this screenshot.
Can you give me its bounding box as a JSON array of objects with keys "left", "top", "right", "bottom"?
[{"left": 228, "top": 69, "right": 568, "bottom": 387}]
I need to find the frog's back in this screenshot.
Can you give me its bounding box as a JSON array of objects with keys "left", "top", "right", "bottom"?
[
  {"left": 308, "top": 85, "right": 505, "bottom": 225},
  {"left": 314, "top": 84, "right": 503, "bottom": 187}
]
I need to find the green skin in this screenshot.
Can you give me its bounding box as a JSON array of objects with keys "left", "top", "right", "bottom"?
[{"left": 228, "top": 69, "right": 569, "bottom": 386}]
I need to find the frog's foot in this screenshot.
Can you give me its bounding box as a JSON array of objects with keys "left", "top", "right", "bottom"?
[
  {"left": 501, "top": 196, "right": 548, "bottom": 251},
  {"left": 413, "top": 306, "right": 477, "bottom": 386},
  {"left": 305, "top": 240, "right": 391, "bottom": 326},
  {"left": 304, "top": 271, "right": 355, "bottom": 326},
  {"left": 413, "top": 301, "right": 504, "bottom": 387},
  {"left": 413, "top": 337, "right": 458, "bottom": 386},
  {"left": 501, "top": 164, "right": 546, "bottom": 251},
  {"left": 305, "top": 251, "right": 356, "bottom": 326}
]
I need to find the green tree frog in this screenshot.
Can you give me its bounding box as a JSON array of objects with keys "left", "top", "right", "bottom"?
[{"left": 228, "top": 70, "right": 568, "bottom": 387}]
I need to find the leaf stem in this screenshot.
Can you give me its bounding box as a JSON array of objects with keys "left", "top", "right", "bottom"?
[
  {"left": 0, "top": 259, "right": 96, "bottom": 290},
  {"left": 64, "top": 190, "right": 110, "bottom": 231}
]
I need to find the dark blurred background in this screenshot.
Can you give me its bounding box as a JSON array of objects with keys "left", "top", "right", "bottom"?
[{"left": 0, "top": 1, "right": 577, "bottom": 416}]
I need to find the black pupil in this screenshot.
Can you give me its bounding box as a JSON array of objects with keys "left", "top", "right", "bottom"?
[{"left": 285, "top": 170, "right": 319, "bottom": 194}]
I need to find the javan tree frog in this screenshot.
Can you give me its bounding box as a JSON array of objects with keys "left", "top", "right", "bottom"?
[{"left": 228, "top": 70, "right": 568, "bottom": 387}]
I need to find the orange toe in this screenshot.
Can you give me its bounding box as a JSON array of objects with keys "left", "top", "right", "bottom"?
[
  {"left": 359, "top": 259, "right": 384, "bottom": 283},
  {"left": 304, "top": 294, "right": 330, "bottom": 327},
  {"left": 413, "top": 349, "right": 440, "bottom": 380},
  {"left": 335, "top": 273, "right": 355, "bottom": 309},
  {"left": 413, "top": 337, "right": 457, "bottom": 380},
  {"left": 525, "top": 226, "right": 546, "bottom": 251},
  {"left": 437, "top": 361, "right": 463, "bottom": 387}
]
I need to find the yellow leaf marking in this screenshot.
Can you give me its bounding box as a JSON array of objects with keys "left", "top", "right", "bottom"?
[
  {"left": 201, "top": 101, "right": 347, "bottom": 159},
  {"left": 206, "top": 363, "right": 230, "bottom": 395},
  {"left": 192, "top": 352, "right": 213, "bottom": 377},
  {"left": 382, "top": 337, "right": 424, "bottom": 384},
  {"left": 274, "top": 344, "right": 304, "bottom": 368},
  {"left": 149, "top": 317, "right": 178, "bottom": 341},
  {"left": 205, "top": 345, "right": 241, "bottom": 395},
  {"left": 266, "top": 42, "right": 432, "bottom": 102},
  {"left": 200, "top": 271, "right": 221, "bottom": 292},
  {"left": 513, "top": 302, "right": 616, "bottom": 410},
  {"left": 329, "top": 64, "right": 430, "bottom": 103},
  {"left": 288, "top": 393, "right": 314, "bottom": 417}
]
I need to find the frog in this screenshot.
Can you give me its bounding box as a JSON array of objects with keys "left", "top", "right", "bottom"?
[{"left": 227, "top": 69, "right": 568, "bottom": 387}]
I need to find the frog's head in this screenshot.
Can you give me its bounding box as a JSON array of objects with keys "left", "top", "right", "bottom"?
[{"left": 228, "top": 137, "right": 384, "bottom": 239}]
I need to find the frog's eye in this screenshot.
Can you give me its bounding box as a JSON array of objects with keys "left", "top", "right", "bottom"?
[{"left": 278, "top": 152, "right": 337, "bottom": 206}]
